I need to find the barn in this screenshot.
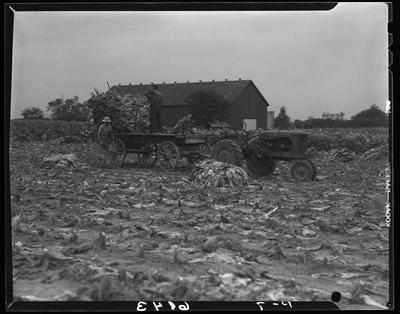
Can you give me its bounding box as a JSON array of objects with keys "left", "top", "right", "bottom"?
[{"left": 109, "top": 79, "right": 270, "bottom": 130}]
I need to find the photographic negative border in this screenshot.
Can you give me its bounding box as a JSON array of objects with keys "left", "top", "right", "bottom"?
[{"left": 4, "top": 1, "right": 394, "bottom": 311}]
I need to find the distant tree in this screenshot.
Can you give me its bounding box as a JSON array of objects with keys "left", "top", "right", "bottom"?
[
  {"left": 321, "top": 112, "right": 331, "bottom": 119},
  {"left": 47, "top": 96, "right": 90, "bottom": 121},
  {"left": 321, "top": 112, "right": 345, "bottom": 120},
  {"left": 47, "top": 98, "right": 67, "bottom": 120},
  {"left": 309, "top": 111, "right": 345, "bottom": 127},
  {"left": 293, "top": 119, "right": 303, "bottom": 129},
  {"left": 274, "top": 106, "right": 291, "bottom": 129},
  {"left": 21, "top": 107, "right": 44, "bottom": 120},
  {"left": 351, "top": 104, "right": 387, "bottom": 127},
  {"left": 185, "top": 89, "right": 230, "bottom": 128},
  {"left": 337, "top": 112, "right": 345, "bottom": 120},
  {"left": 64, "top": 96, "right": 91, "bottom": 121},
  {"left": 301, "top": 105, "right": 387, "bottom": 128}
]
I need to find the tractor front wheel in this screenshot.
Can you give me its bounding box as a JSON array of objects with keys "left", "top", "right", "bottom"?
[{"left": 291, "top": 160, "right": 315, "bottom": 182}]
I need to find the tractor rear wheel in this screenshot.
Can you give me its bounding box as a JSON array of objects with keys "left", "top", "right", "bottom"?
[
  {"left": 291, "top": 160, "right": 314, "bottom": 182},
  {"left": 211, "top": 139, "right": 243, "bottom": 166},
  {"left": 246, "top": 154, "right": 276, "bottom": 176}
]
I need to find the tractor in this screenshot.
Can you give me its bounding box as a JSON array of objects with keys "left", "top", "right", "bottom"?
[{"left": 211, "top": 130, "right": 317, "bottom": 181}]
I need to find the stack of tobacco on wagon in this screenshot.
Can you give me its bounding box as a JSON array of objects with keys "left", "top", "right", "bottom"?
[
  {"left": 173, "top": 114, "right": 194, "bottom": 135},
  {"left": 190, "top": 159, "right": 248, "bottom": 188},
  {"left": 85, "top": 89, "right": 150, "bottom": 133}
]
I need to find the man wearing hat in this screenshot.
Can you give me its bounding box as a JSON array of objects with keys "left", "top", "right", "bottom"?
[
  {"left": 97, "top": 116, "right": 115, "bottom": 166},
  {"left": 146, "top": 84, "right": 164, "bottom": 133}
]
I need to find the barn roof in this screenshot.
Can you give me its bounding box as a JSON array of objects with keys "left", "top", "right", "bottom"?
[{"left": 109, "top": 79, "right": 269, "bottom": 107}]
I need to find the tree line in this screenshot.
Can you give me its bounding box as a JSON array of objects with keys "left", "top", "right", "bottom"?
[
  {"left": 21, "top": 96, "right": 90, "bottom": 121},
  {"left": 20, "top": 93, "right": 388, "bottom": 129},
  {"left": 274, "top": 105, "right": 388, "bottom": 129}
]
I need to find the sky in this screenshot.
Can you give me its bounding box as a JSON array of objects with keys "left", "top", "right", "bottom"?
[{"left": 10, "top": 3, "right": 389, "bottom": 120}]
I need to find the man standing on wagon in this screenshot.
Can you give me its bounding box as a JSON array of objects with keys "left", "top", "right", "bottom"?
[{"left": 146, "top": 84, "right": 164, "bottom": 133}]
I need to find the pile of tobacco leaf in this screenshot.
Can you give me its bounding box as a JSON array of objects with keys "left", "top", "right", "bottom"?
[
  {"left": 190, "top": 159, "right": 248, "bottom": 188},
  {"left": 85, "top": 89, "right": 150, "bottom": 133}
]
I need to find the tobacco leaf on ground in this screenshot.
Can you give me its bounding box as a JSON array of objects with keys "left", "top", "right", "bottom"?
[{"left": 10, "top": 129, "right": 390, "bottom": 309}]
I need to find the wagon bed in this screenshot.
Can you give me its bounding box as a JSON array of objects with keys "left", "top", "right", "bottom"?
[{"left": 111, "top": 133, "right": 211, "bottom": 170}]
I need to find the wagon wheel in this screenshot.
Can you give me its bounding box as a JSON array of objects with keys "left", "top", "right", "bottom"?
[
  {"left": 159, "top": 141, "right": 180, "bottom": 171},
  {"left": 138, "top": 144, "right": 157, "bottom": 166},
  {"left": 291, "top": 160, "right": 314, "bottom": 182},
  {"left": 109, "top": 138, "right": 126, "bottom": 166}
]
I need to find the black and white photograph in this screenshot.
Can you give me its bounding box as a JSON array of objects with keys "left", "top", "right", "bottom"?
[{"left": 6, "top": 2, "right": 392, "bottom": 311}]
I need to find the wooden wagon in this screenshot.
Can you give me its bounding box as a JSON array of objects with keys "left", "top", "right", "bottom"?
[{"left": 110, "top": 133, "right": 211, "bottom": 170}]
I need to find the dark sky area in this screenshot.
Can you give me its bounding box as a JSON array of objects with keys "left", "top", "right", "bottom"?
[{"left": 11, "top": 3, "right": 388, "bottom": 120}]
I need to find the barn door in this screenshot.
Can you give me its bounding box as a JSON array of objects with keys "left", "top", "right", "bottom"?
[{"left": 243, "top": 119, "right": 257, "bottom": 130}]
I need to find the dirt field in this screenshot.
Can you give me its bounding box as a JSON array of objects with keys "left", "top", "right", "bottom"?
[{"left": 9, "top": 140, "right": 390, "bottom": 309}]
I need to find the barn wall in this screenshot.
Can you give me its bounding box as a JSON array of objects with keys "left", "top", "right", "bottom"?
[
  {"left": 163, "top": 104, "right": 234, "bottom": 128},
  {"left": 231, "top": 84, "right": 269, "bottom": 130},
  {"left": 162, "top": 83, "right": 269, "bottom": 130},
  {"left": 161, "top": 105, "right": 190, "bottom": 127}
]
